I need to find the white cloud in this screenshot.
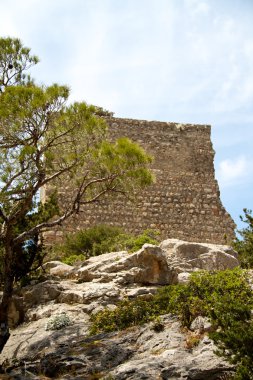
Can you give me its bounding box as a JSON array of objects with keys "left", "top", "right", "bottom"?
[
  {"left": 217, "top": 156, "right": 249, "bottom": 187},
  {"left": 184, "top": 0, "right": 210, "bottom": 15},
  {"left": 1, "top": 0, "right": 253, "bottom": 119}
]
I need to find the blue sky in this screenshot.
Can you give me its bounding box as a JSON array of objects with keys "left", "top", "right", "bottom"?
[{"left": 0, "top": 0, "right": 252, "bottom": 230}]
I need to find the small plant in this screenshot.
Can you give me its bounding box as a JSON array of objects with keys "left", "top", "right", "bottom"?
[
  {"left": 121, "top": 229, "right": 160, "bottom": 253},
  {"left": 185, "top": 332, "right": 201, "bottom": 350},
  {"left": 61, "top": 253, "right": 86, "bottom": 265},
  {"left": 50, "top": 225, "right": 123, "bottom": 261},
  {"left": 45, "top": 312, "right": 72, "bottom": 331},
  {"left": 90, "top": 298, "right": 156, "bottom": 335},
  {"left": 151, "top": 316, "right": 164, "bottom": 332}
]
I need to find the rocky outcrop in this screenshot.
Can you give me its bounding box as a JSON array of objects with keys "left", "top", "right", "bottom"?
[
  {"left": 71, "top": 240, "right": 238, "bottom": 285},
  {"left": 160, "top": 239, "right": 239, "bottom": 273},
  {"left": 74, "top": 246, "right": 178, "bottom": 285},
  {"left": 2, "top": 315, "right": 234, "bottom": 380},
  {"left": 1, "top": 239, "right": 239, "bottom": 379}
]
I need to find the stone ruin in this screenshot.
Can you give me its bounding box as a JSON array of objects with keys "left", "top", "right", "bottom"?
[{"left": 43, "top": 117, "right": 235, "bottom": 245}]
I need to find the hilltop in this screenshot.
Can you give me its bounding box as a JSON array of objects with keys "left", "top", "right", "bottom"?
[{"left": 0, "top": 238, "right": 245, "bottom": 380}]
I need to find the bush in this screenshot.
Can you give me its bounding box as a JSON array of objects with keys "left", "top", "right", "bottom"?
[
  {"left": 90, "top": 269, "right": 253, "bottom": 378},
  {"left": 233, "top": 209, "right": 253, "bottom": 269},
  {"left": 90, "top": 269, "right": 252, "bottom": 334},
  {"left": 62, "top": 254, "right": 86, "bottom": 266},
  {"left": 59, "top": 225, "right": 123, "bottom": 258},
  {"left": 160, "top": 268, "right": 253, "bottom": 328},
  {"left": 89, "top": 298, "right": 156, "bottom": 335},
  {"left": 120, "top": 229, "right": 159, "bottom": 253},
  {"left": 50, "top": 225, "right": 160, "bottom": 263},
  {"left": 211, "top": 319, "right": 253, "bottom": 380}
]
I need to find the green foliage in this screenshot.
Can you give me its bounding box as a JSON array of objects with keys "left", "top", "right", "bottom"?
[
  {"left": 120, "top": 229, "right": 160, "bottom": 253},
  {"left": 51, "top": 225, "right": 160, "bottom": 262},
  {"left": 91, "top": 269, "right": 252, "bottom": 334},
  {"left": 151, "top": 316, "right": 164, "bottom": 332},
  {"left": 0, "top": 37, "right": 39, "bottom": 90},
  {"left": 62, "top": 254, "right": 86, "bottom": 266},
  {"left": 91, "top": 269, "right": 249, "bottom": 333},
  {"left": 52, "top": 225, "right": 123, "bottom": 260},
  {"left": 233, "top": 209, "right": 253, "bottom": 268},
  {"left": 90, "top": 269, "right": 253, "bottom": 378},
  {"left": 0, "top": 36, "right": 153, "bottom": 293},
  {"left": 211, "top": 320, "right": 253, "bottom": 380},
  {"left": 93, "top": 137, "right": 154, "bottom": 192},
  {"left": 92, "top": 105, "right": 114, "bottom": 117},
  {"left": 156, "top": 268, "right": 253, "bottom": 328},
  {"left": 90, "top": 298, "right": 156, "bottom": 335}
]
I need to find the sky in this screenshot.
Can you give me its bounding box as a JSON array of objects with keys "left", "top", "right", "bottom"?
[{"left": 0, "top": 0, "right": 252, "bottom": 231}]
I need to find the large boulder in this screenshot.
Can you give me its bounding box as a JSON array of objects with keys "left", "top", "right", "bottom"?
[
  {"left": 75, "top": 245, "right": 177, "bottom": 285},
  {"left": 160, "top": 239, "right": 239, "bottom": 276},
  {"left": 5, "top": 239, "right": 239, "bottom": 331},
  {"left": 74, "top": 240, "right": 239, "bottom": 285}
]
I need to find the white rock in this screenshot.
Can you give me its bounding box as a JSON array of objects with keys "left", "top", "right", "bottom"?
[
  {"left": 1, "top": 238, "right": 239, "bottom": 379},
  {"left": 190, "top": 316, "right": 213, "bottom": 333},
  {"left": 160, "top": 239, "right": 239, "bottom": 274}
]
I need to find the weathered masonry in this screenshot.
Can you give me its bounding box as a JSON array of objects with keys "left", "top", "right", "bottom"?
[{"left": 45, "top": 117, "right": 235, "bottom": 245}]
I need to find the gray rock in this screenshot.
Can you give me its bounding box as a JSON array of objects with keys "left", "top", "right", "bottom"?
[
  {"left": 20, "top": 280, "right": 63, "bottom": 308},
  {"left": 73, "top": 240, "right": 239, "bottom": 286},
  {"left": 1, "top": 315, "right": 234, "bottom": 379},
  {"left": 190, "top": 316, "right": 213, "bottom": 333},
  {"left": 177, "top": 272, "right": 191, "bottom": 284},
  {"left": 76, "top": 244, "right": 178, "bottom": 285},
  {"left": 1, "top": 238, "right": 239, "bottom": 379},
  {"left": 160, "top": 239, "right": 239, "bottom": 275},
  {"left": 46, "top": 261, "right": 74, "bottom": 278}
]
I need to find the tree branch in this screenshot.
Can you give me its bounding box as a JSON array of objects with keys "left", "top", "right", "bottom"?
[
  {"left": 0, "top": 207, "right": 8, "bottom": 222},
  {"left": 12, "top": 174, "right": 121, "bottom": 243},
  {"left": 0, "top": 161, "right": 30, "bottom": 193}
]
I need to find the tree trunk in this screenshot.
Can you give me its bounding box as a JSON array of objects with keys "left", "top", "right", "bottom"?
[{"left": 0, "top": 244, "right": 14, "bottom": 354}]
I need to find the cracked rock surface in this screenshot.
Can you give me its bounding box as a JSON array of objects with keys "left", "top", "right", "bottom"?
[{"left": 1, "top": 239, "right": 238, "bottom": 379}]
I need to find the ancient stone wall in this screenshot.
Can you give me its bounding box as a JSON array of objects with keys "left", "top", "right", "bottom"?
[{"left": 44, "top": 117, "right": 235, "bottom": 245}]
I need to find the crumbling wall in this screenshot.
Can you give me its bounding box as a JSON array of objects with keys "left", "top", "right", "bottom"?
[{"left": 44, "top": 117, "right": 235, "bottom": 245}]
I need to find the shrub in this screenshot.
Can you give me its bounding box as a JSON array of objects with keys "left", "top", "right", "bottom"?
[
  {"left": 211, "top": 319, "right": 253, "bottom": 380},
  {"left": 90, "top": 269, "right": 252, "bottom": 334},
  {"left": 54, "top": 225, "right": 123, "bottom": 259},
  {"left": 50, "top": 225, "right": 160, "bottom": 263},
  {"left": 159, "top": 268, "right": 253, "bottom": 328},
  {"left": 151, "top": 316, "right": 164, "bottom": 332},
  {"left": 90, "top": 269, "right": 253, "bottom": 378},
  {"left": 90, "top": 298, "right": 156, "bottom": 335},
  {"left": 120, "top": 229, "right": 160, "bottom": 253},
  {"left": 62, "top": 253, "right": 86, "bottom": 266},
  {"left": 233, "top": 209, "right": 253, "bottom": 269}
]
